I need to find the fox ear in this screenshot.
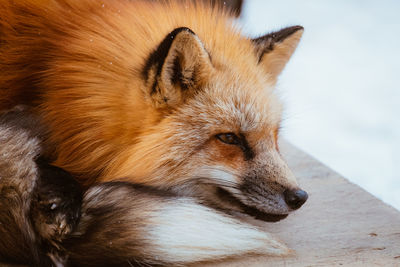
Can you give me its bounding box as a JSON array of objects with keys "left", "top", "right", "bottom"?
[
  {"left": 252, "top": 26, "right": 303, "bottom": 81},
  {"left": 143, "top": 27, "right": 213, "bottom": 108}
]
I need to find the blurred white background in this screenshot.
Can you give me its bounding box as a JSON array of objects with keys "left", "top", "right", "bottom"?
[{"left": 240, "top": 0, "right": 400, "bottom": 210}]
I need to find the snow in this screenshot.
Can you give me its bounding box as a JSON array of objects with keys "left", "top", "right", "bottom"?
[{"left": 240, "top": 0, "right": 400, "bottom": 211}]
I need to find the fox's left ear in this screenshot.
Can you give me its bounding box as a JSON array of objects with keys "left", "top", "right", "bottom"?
[
  {"left": 142, "top": 27, "right": 213, "bottom": 109},
  {"left": 252, "top": 26, "right": 303, "bottom": 80}
]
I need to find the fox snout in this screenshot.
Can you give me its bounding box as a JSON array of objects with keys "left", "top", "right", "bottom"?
[
  {"left": 284, "top": 188, "right": 308, "bottom": 210},
  {"left": 230, "top": 148, "right": 308, "bottom": 219},
  {"left": 239, "top": 177, "right": 308, "bottom": 216},
  {"left": 193, "top": 140, "right": 308, "bottom": 221}
]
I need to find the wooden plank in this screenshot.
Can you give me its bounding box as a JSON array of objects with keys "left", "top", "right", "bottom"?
[{"left": 201, "top": 141, "right": 400, "bottom": 266}]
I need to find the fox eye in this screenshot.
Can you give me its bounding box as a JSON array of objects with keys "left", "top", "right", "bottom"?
[{"left": 216, "top": 133, "right": 240, "bottom": 145}]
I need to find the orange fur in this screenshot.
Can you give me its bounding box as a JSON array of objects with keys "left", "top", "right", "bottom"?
[{"left": 0, "top": 0, "right": 306, "bottom": 217}]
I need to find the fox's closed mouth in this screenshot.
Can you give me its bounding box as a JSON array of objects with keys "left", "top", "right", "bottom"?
[
  {"left": 242, "top": 205, "right": 288, "bottom": 222},
  {"left": 216, "top": 187, "right": 289, "bottom": 222}
]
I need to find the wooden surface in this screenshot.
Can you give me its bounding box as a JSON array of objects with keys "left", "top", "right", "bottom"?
[{"left": 202, "top": 141, "right": 400, "bottom": 266}]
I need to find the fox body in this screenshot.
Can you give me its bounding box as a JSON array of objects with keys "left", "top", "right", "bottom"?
[
  {"left": 0, "top": 0, "right": 307, "bottom": 239},
  {"left": 0, "top": 108, "right": 289, "bottom": 266}
]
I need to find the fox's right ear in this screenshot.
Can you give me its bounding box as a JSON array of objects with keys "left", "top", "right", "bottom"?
[
  {"left": 142, "top": 27, "right": 213, "bottom": 109},
  {"left": 252, "top": 26, "right": 303, "bottom": 82}
]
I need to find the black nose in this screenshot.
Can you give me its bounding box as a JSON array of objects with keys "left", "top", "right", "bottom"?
[{"left": 284, "top": 189, "right": 308, "bottom": 210}]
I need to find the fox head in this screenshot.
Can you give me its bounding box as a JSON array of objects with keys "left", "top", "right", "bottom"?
[
  {"left": 4, "top": 1, "right": 307, "bottom": 221},
  {"left": 104, "top": 25, "right": 307, "bottom": 221}
]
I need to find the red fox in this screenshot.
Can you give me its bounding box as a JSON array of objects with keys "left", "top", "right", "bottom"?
[
  {"left": 0, "top": 107, "right": 288, "bottom": 266},
  {"left": 0, "top": 0, "right": 307, "bottom": 264}
]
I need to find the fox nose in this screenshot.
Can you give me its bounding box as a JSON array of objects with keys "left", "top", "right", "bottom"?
[{"left": 284, "top": 189, "right": 308, "bottom": 210}]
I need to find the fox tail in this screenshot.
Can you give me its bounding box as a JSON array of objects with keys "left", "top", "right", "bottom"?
[{"left": 65, "top": 182, "right": 289, "bottom": 266}]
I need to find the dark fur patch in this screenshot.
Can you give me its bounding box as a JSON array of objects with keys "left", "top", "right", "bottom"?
[
  {"left": 242, "top": 205, "right": 288, "bottom": 222},
  {"left": 171, "top": 53, "right": 192, "bottom": 91},
  {"left": 238, "top": 134, "right": 255, "bottom": 161},
  {"left": 142, "top": 27, "right": 195, "bottom": 86},
  {"left": 34, "top": 157, "right": 82, "bottom": 229},
  {"left": 252, "top": 25, "right": 303, "bottom": 63}
]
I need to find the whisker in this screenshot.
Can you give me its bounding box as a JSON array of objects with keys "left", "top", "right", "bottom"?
[
  {"left": 191, "top": 177, "right": 242, "bottom": 190},
  {"left": 195, "top": 177, "right": 239, "bottom": 186},
  {"left": 196, "top": 182, "right": 241, "bottom": 190},
  {"left": 194, "top": 176, "right": 240, "bottom": 186}
]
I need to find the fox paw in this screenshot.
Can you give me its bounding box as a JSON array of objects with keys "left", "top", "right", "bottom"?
[{"left": 31, "top": 157, "right": 82, "bottom": 242}]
